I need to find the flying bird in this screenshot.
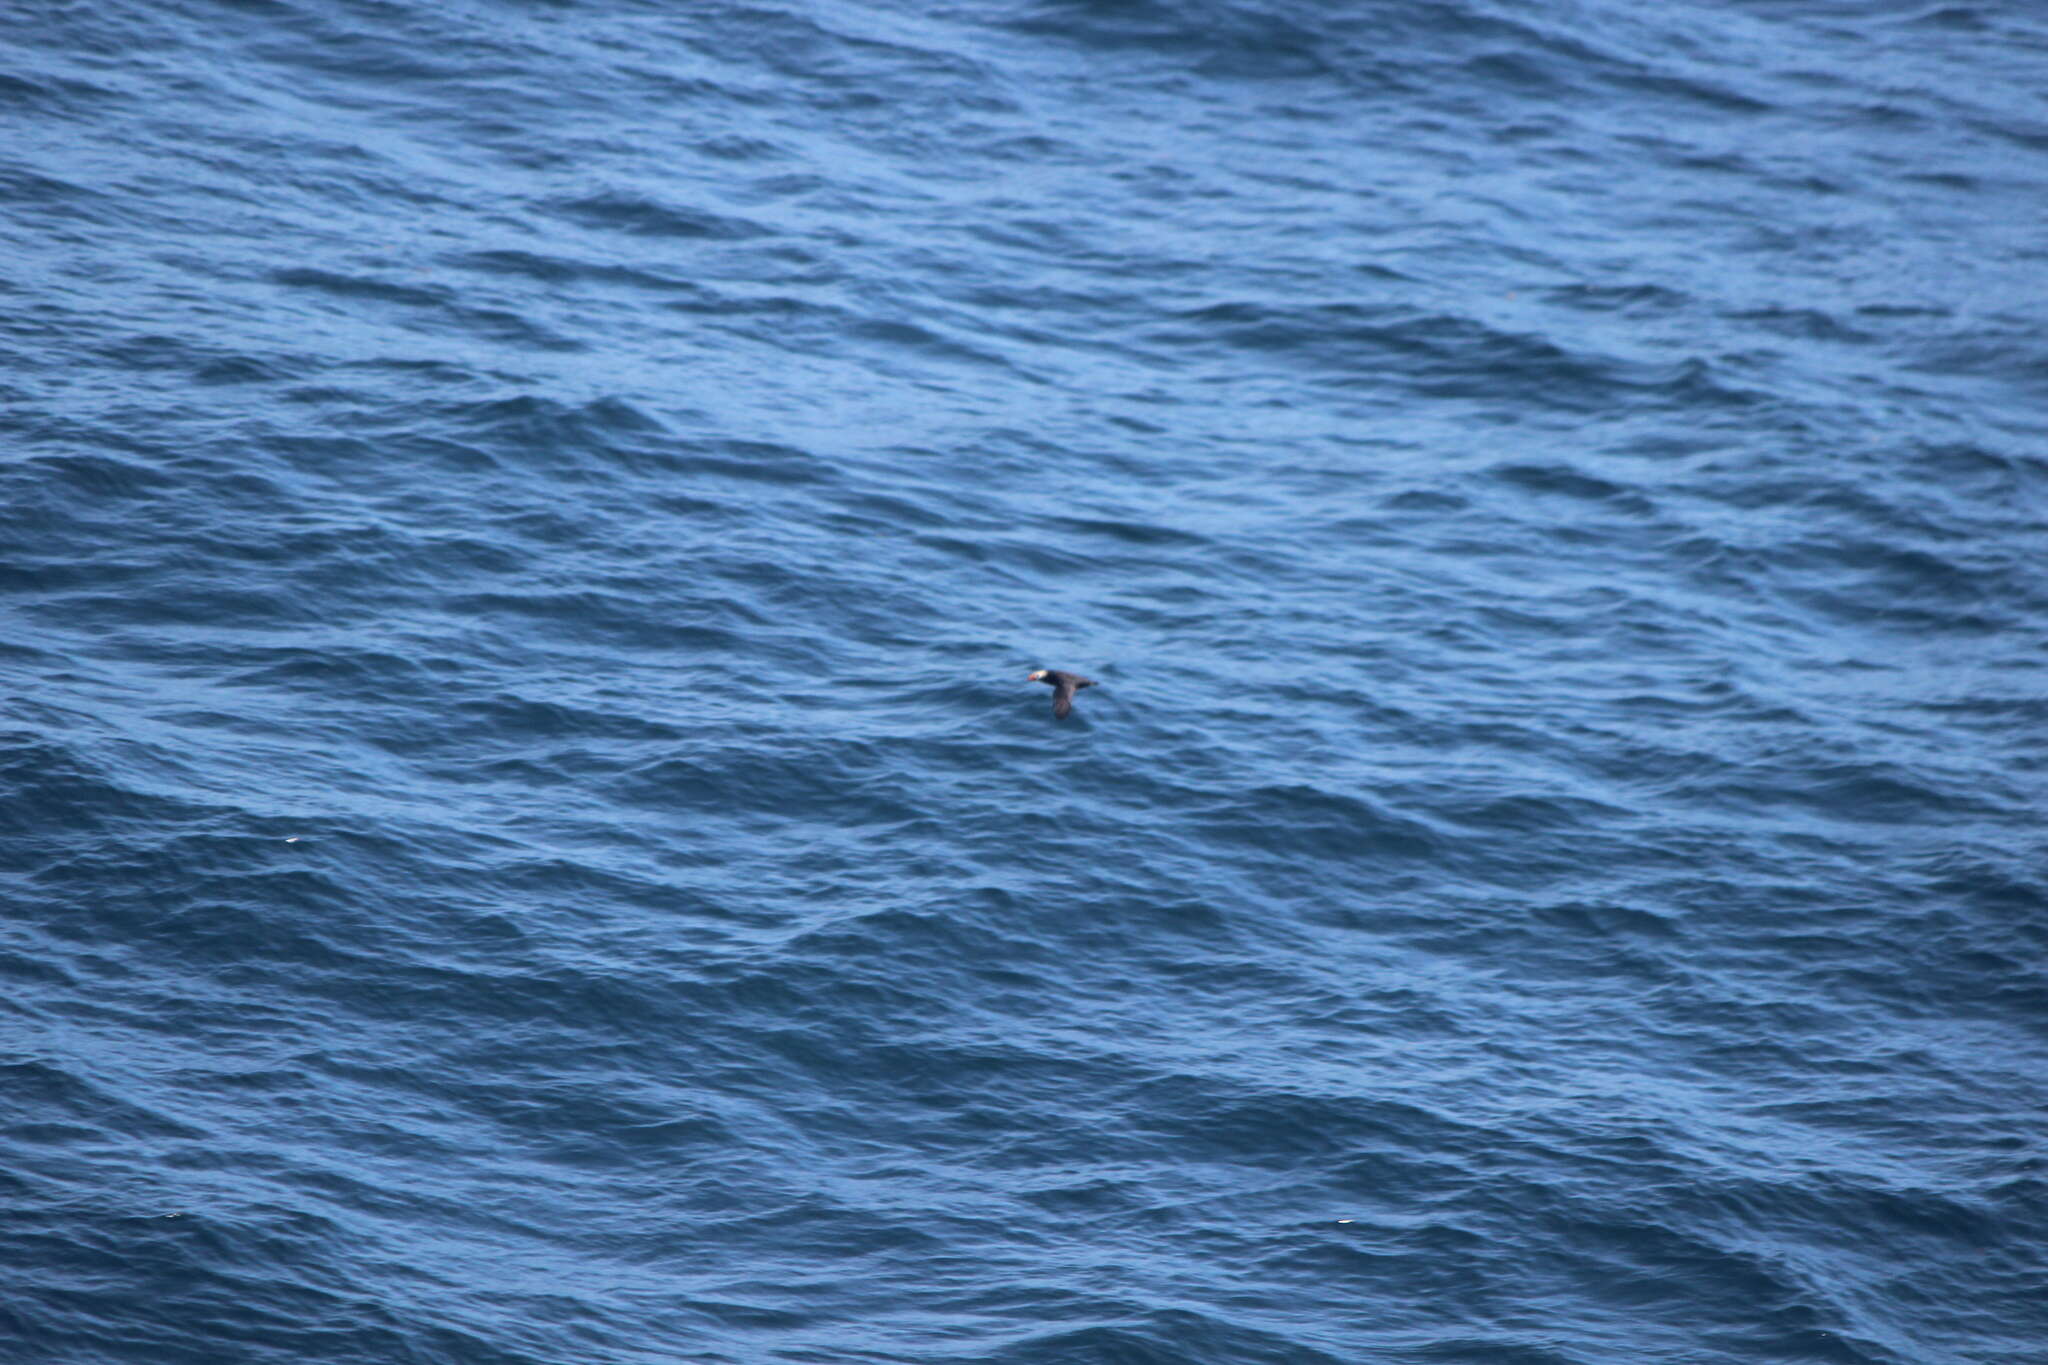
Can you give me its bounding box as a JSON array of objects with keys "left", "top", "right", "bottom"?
[{"left": 1027, "top": 668, "right": 1097, "bottom": 719}]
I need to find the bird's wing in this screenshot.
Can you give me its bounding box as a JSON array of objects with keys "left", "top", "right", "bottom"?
[{"left": 1052, "top": 682, "right": 1075, "bottom": 718}]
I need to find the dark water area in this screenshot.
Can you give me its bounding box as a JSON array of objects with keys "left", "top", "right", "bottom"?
[{"left": 4, "top": 1, "right": 2046, "bottom": 1361}]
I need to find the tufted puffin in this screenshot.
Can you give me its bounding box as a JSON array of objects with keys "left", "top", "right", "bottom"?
[{"left": 1026, "top": 669, "right": 1097, "bottom": 719}]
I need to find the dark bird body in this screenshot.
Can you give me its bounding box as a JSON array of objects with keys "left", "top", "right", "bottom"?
[{"left": 1027, "top": 669, "right": 1097, "bottom": 719}]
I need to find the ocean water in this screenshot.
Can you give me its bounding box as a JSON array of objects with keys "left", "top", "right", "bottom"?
[{"left": 3, "top": 1, "right": 2045, "bottom": 1361}]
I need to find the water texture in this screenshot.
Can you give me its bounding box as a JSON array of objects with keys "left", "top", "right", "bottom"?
[{"left": 3, "top": 1, "right": 2045, "bottom": 1361}]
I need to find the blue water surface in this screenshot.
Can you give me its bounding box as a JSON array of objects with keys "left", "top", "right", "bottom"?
[{"left": 3, "top": 1, "right": 2045, "bottom": 1362}]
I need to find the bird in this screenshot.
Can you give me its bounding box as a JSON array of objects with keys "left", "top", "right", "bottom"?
[{"left": 1026, "top": 668, "right": 1097, "bottom": 719}]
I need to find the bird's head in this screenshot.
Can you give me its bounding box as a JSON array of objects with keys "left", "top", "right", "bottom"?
[{"left": 1026, "top": 669, "right": 1049, "bottom": 682}]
